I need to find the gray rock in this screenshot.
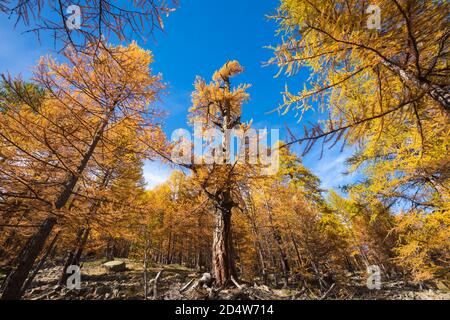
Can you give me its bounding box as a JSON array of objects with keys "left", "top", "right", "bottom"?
[
  {"left": 198, "top": 273, "right": 213, "bottom": 287},
  {"left": 112, "top": 289, "right": 120, "bottom": 298},
  {"left": 103, "top": 260, "right": 126, "bottom": 272}
]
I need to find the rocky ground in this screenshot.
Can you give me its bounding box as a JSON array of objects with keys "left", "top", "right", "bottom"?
[{"left": 2, "top": 259, "right": 448, "bottom": 300}]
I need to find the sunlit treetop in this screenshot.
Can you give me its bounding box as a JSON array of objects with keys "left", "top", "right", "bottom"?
[{"left": 189, "top": 60, "right": 250, "bottom": 129}]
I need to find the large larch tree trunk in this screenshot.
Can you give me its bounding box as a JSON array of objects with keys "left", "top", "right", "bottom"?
[{"left": 212, "top": 200, "right": 237, "bottom": 287}]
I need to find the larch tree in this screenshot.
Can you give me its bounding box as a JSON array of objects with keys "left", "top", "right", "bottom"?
[
  {"left": 59, "top": 119, "right": 153, "bottom": 283},
  {"left": 244, "top": 146, "right": 346, "bottom": 289},
  {"left": 0, "top": 0, "right": 178, "bottom": 51},
  {"left": 272, "top": 0, "right": 449, "bottom": 118},
  {"left": 185, "top": 61, "right": 254, "bottom": 287},
  {"left": 0, "top": 41, "right": 164, "bottom": 299},
  {"left": 270, "top": 0, "right": 449, "bottom": 214},
  {"left": 144, "top": 171, "right": 212, "bottom": 269},
  {"left": 393, "top": 209, "right": 449, "bottom": 282}
]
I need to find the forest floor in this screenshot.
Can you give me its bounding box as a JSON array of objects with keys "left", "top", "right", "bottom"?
[{"left": 2, "top": 259, "right": 448, "bottom": 300}]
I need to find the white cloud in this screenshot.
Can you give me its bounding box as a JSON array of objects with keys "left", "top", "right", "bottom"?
[
  {"left": 304, "top": 146, "right": 356, "bottom": 192},
  {"left": 142, "top": 160, "right": 174, "bottom": 190}
]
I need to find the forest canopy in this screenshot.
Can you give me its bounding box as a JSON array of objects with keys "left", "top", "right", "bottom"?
[{"left": 0, "top": 0, "right": 448, "bottom": 301}]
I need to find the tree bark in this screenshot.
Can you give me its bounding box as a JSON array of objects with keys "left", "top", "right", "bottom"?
[
  {"left": 381, "top": 59, "right": 450, "bottom": 114},
  {"left": 105, "top": 237, "right": 114, "bottom": 261},
  {"left": 60, "top": 227, "right": 89, "bottom": 285},
  {"left": 243, "top": 198, "right": 268, "bottom": 284},
  {"left": 195, "top": 218, "right": 202, "bottom": 270},
  {"left": 212, "top": 203, "right": 237, "bottom": 287},
  {"left": 166, "top": 231, "right": 172, "bottom": 264},
  {"left": 73, "top": 228, "right": 90, "bottom": 266},
  {"left": 264, "top": 196, "right": 290, "bottom": 286},
  {"left": 143, "top": 232, "right": 150, "bottom": 300},
  {"left": 1, "top": 217, "right": 57, "bottom": 300},
  {"left": 21, "top": 231, "right": 60, "bottom": 295},
  {"left": 290, "top": 232, "right": 304, "bottom": 268}
]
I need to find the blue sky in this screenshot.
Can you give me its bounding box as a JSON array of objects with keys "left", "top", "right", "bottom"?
[{"left": 0, "top": 0, "right": 356, "bottom": 192}]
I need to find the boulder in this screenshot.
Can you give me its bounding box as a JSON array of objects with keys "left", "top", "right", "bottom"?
[
  {"left": 198, "top": 273, "right": 214, "bottom": 287},
  {"left": 112, "top": 289, "right": 120, "bottom": 298},
  {"left": 103, "top": 260, "right": 126, "bottom": 272}
]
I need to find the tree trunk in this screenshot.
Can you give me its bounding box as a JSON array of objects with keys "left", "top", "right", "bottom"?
[
  {"left": 274, "top": 231, "right": 290, "bottom": 287},
  {"left": 1, "top": 217, "right": 57, "bottom": 300},
  {"left": 244, "top": 202, "right": 268, "bottom": 284},
  {"left": 60, "top": 229, "right": 83, "bottom": 285},
  {"left": 61, "top": 168, "right": 110, "bottom": 283},
  {"left": 105, "top": 237, "right": 114, "bottom": 261},
  {"left": 212, "top": 205, "right": 237, "bottom": 287},
  {"left": 1, "top": 209, "right": 29, "bottom": 263},
  {"left": 166, "top": 231, "right": 172, "bottom": 264},
  {"left": 60, "top": 228, "right": 89, "bottom": 285},
  {"left": 264, "top": 196, "right": 290, "bottom": 286},
  {"left": 381, "top": 59, "right": 450, "bottom": 114},
  {"left": 195, "top": 217, "right": 204, "bottom": 270},
  {"left": 290, "top": 232, "right": 304, "bottom": 268},
  {"left": 73, "top": 228, "right": 90, "bottom": 266},
  {"left": 143, "top": 232, "right": 150, "bottom": 300},
  {"left": 21, "top": 231, "right": 60, "bottom": 295},
  {"left": 196, "top": 250, "right": 202, "bottom": 270},
  {"left": 59, "top": 252, "right": 75, "bottom": 285}
]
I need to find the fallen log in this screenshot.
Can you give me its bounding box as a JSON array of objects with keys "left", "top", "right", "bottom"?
[
  {"left": 230, "top": 275, "right": 242, "bottom": 289},
  {"left": 320, "top": 283, "right": 335, "bottom": 300},
  {"left": 149, "top": 269, "right": 164, "bottom": 299},
  {"left": 180, "top": 278, "right": 195, "bottom": 293}
]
